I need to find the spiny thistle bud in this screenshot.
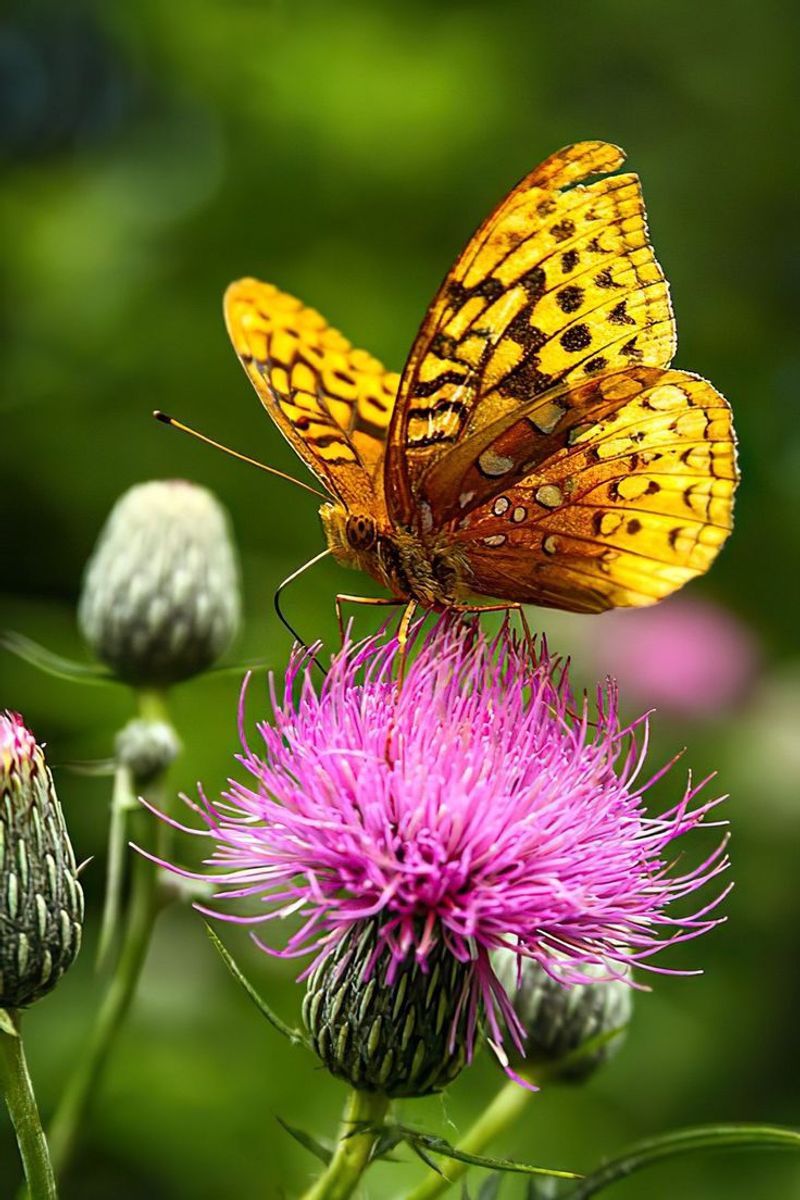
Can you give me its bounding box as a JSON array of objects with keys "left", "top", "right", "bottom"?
[
  {"left": 78, "top": 480, "right": 241, "bottom": 685},
  {"left": 0, "top": 713, "right": 84, "bottom": 1010},
  {"left": 302, "top": 919, "right": 471, "bottom": 1097},
  {"left": 495, "top": 952, "right": 633, "bottom": 1083},
  {"left": 115, "top": 718, "right": 180, "bottom": 783}
]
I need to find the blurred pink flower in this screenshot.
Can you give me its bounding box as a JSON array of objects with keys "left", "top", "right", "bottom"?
[{"left": 593, "top": 597, "right": 759, "bottom": 717}]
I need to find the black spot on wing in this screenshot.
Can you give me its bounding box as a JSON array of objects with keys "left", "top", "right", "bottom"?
[
  {"left": 556, "top": 285, "right": 584, "bottom": 313},
  {"left": 550, "top": 219, "right": 576, "bottom": 243},
  {"left": 560, "top": 324, "right": 592, "bottom": 352},
  {"left": 608, "top": 300, "right": 635, "bottom": 326}
]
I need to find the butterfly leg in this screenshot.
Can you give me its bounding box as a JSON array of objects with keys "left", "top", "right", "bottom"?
[
  {"left": 395, "top": 600, "right": 418, "bottom": 688},
  {"left": 334, "top": 594, "right": 405, "bottom": 647},
  {"left": 334, "top": 594, "right": 418, "bottom": 686},
  {"left": 448, "top": 600, "right": 536, "bottom": 656}
]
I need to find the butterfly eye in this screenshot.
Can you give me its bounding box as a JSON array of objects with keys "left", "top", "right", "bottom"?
[{"left": 345, "top": 514, "right": 377, "bottom": 551}]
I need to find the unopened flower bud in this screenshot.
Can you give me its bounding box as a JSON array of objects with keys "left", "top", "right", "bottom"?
[
  {"left": 78, "top": 480, "right": 241, "bottom": 685},
  {"left": 495, "top": 952, "right": 632, "bottom": 1082},
  {"left": 302, "top": 919, "right": 471, "bottom": 1098},
  {"left": 0, "top": 713, "right": 84, "bottom": 1009},
  {"left": 115, "top": 719, "right": 180, "bottom": 783}
]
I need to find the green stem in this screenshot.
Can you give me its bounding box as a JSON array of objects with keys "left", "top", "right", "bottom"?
[
  {"left": 44, "top": 688, "right": 173, "bottom": 1183},
  {"left": 96, "top": 763, "right": 135, "bottom": 969},
  {"left": 0, "top": 1012, "right": 57, "bottom": 1199},
  {"left": 565, "top": 1123, "right": 800, "bottom": 1199},
  {"left": 405, "top": 1079, "right": 533, "bottom": 1200},
  {"left": 136, "top": 688, "right": 171, "bottom": 725},
  {"left": 300, "top": 1089, "right": 389, "bottom": 1200}
]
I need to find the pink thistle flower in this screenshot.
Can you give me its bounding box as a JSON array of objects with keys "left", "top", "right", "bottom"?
[{"left": 152, "top": 618, "right": 729, "bottom": 1096}]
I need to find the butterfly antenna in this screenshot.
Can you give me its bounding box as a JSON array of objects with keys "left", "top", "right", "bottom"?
[
  {"left": 274, "top": 548, "right": 332, "bottom": 653},
  {"left": 153, "top": 411, "right": 330, "bottom": 501}
]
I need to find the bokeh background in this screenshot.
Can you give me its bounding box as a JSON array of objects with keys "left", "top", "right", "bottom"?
[{"left": 2, "top": 1, "right": 799, "bottom": 1196}]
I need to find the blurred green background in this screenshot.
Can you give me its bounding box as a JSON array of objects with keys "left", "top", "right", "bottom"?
[{"left": 2, "top": 0, "right": 799, "bottom": 1196}]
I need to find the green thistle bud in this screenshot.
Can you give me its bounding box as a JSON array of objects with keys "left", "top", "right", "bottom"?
[
  {"left": 115, "top": 718, "right": 180, "bottom": 783},
  {"left": 78, "top": 480, "right": 241, "bottom": 685},
  {"left": 495, "top": 952, "right": 633, "bottom": 1083},
  {"left": 302, "top": 920, "right": 471, "bottom": 1098},
  {"left": 0, "top": 713, "right": 84, "bottom": 1010}
]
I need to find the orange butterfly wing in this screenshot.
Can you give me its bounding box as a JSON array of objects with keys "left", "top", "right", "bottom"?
[
  {"left": 450, "top": 370, "right": 737, "bottom": 612},
  {"left": 224, "top": 278, "right": 398, "bottom": 513},
  {"left": 385, "top": 141, "right": 676, "bottom": 525},
  {"left": 380, "top": 141, "right": 736, "bottom": 610}
]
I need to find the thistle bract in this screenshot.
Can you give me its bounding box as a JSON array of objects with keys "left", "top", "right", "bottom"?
[
  {"left": 0, "top": 713, "right": 83, "bottom": 1009},
  {"left": 302, "top": 917, "right": 470, "bottom": 1097},
  {"left": 158, "top": 618, "right": 729, "bottom": 1093},
  {"left": 79, "top": 480, "right": 241, "bottom": 685},
  {"left": 115, "top": 718, "right": 180, "bottom": 783},
  {"left": 495, "top": 951, "right": 633, "bottom": 1083}
]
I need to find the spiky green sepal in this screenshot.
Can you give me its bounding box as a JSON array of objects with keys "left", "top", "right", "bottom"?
[{"left": 302, "top": 919, "right": 472, "bottom": 1098}]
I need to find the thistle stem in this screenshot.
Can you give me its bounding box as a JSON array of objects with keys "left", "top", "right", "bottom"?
[
  {"left": 405, "top": 1079, "right": 533, "bottom": 1200},
  {"left": 563, "top": 1123, "right": 800, "bottom": 1198},
  {"left": 300, "top": 1089, "right": 389, "bottom": 1200},
  {"left": 44, "top": 688, "right": 173, "bottom": 1183},
  {"left": 0, "top": 1012, "right": 57, "bottom": 1199}
]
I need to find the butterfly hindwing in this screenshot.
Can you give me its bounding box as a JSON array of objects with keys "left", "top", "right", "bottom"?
[
  {"left": 452, "top": 369, "right": 737, "bottom": 612},
  {"left": 385, "top": 140, "right": 676, "bottom": 526},
  {"left": 224, "top": 279, "right": 398, "bottom": 509}
]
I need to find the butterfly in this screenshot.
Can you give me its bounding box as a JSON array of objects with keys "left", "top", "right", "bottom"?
[{"left": 224, "top": 141, "right": 737, "bottom": 618}]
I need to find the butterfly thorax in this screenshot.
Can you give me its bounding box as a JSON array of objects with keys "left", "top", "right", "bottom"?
[{"left": 320, "top": 502, "right": 470, "bottom": 607}]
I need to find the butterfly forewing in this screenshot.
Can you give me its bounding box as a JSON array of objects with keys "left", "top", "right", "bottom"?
[
  {"left": 385, "top": 141, "right": 676, "bottom": 526},
  {"left": 451, "top": 370, "right": 736, "bottom": 612},
  {"left": 224, "top": 279, "right": 398, "bottom": 510}
]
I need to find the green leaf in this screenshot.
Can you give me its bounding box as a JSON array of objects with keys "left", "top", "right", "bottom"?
[
  {"left": 203, "top": 656, "right": 275, "bottom": 678},
  {"left": 410, "top": 1142, "right": 446, "bottom": 1175},
  {"left": 58, "top": 758, "right": 117, "bottom": 778},
  {"left": 370, "top": 1126, "right": 406, "bottom": 1162},
  {"left": 398, "top": 1126, "right": 581, "bottom": 1181},
  {"left": 1, "top": 631, "right": 117, "bottom": 686},
  {"left": 566, "top": 1124, "right": 800, "bottom": 1199},
  {"left": 205, "top": 924, "right": 310, "bottom": 1048},
  {"left": 275, "top": 1116, "right": 332, "bottom": 1164},
  {"left": 476, "top": 1174, "right": 502, "bottom": 1199}
]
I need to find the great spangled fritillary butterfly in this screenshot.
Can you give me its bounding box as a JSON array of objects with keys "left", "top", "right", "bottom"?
[{"left": 224, "top": 141, "right": 737, "bottom": 616}]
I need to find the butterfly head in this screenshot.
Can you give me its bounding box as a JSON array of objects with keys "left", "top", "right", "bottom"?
[
  {"left": 344, "top": 513, "right": 377, "bottom": 552},
  {"left": 320, "top": 502, "right": 469, "bottom": 608}
]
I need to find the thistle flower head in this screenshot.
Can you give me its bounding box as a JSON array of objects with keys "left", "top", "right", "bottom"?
[
  {"left": 494, "top": 951, "right": 633, "bottom": 1083},
  {"left": 79, "top": 479, "right": 241, "bottom": 685},
  {"left": 0, "top": 713, "right": 83, "bottom": 1010},
  {"left": 158, "top": 618, "right": 729, "bottom": 1094}
]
